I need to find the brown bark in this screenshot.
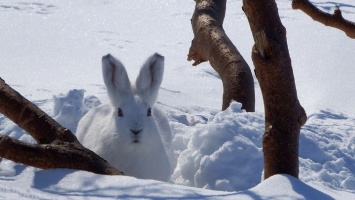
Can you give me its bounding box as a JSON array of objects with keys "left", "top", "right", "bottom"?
[
  {"left": 292, "top": 0, "right": 355, "bottom": 39},
  {"left": 0, "top": 78, "right": 123, "bottom": 175},
  {"left": 242, "top": 0, "right": 307, "bottom": 179},
  {"left": 188, "top": 0, "right": 255, "bottom": 111}
]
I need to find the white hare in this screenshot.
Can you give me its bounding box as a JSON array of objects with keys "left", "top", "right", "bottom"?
[{"left": 76, "top": 53, "right": 175, "bottom": 181}]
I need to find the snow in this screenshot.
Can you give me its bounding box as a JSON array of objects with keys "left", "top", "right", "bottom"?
[
  {"left": 1, "top": 0, "right": 355, "bottom": 199},
  {"left": 171, "top": 102, "right": 264, "bottom": 191}
]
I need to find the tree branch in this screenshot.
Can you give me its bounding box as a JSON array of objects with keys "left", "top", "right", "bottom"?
[
  {"left": 243, "top": 0, "right": 307, "bottom": 179},
  {"left": 292, "top": 0, "right": 355, "bottom": 39},
  {"left": 0, "top": 80, "right": 75, "bottom": 144},
  {"left": 188, "top": 0, "right": 255, "bottom": 111},
  {"left": 0, "top": 78, "right": 123, "bottom": 175}
]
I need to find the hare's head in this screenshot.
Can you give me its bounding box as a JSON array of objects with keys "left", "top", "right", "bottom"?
[{"left": 101, "top": 53, "right": 164, "bottom": 145}]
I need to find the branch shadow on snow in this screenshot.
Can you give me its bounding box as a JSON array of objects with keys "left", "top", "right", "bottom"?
[
  {"left": 287, "top": 175, "right": 334, "bottom": 200},
  {"left": 313, "top": 1, "right": 355, "bottom": 13},
  {"left": 308, "top": 109, "right": 348, "bottom": 120},
  {"left": 32, "top": 169, "right": 77, "bottom": 190},
  {"left": 31, "top": 169, "right": 242, "bottom": 199},
  {"left": 24, "top": 168, "right": 339, "bottom": 199}
]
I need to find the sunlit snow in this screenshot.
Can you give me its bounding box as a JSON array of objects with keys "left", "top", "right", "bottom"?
[{"left": 0, "top": 0, "right": 354, "bottom": 199}]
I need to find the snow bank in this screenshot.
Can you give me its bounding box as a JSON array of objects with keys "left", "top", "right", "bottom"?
[
  {"left": 171, "top": 102, "right": 264, "bottom": 191},
  {"left": 299, "top": 110, "right": 355, "bottom": 192},
  {"left": 0, "top": 165, "right": 342, "bottom": 200},
  {"left": 169, "top": 101, "right": 355, "bottom": 194},
  {"left": 53, "top": 89, "right": 101, "bottom": 132},
  {"left": 2, "top": 90, "right": 354, "bottom": 199}
]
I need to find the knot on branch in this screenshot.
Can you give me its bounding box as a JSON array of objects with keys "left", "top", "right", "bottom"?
[
  {"left": 298, "top": 106, "right": 307, "bottom": 126},
  {"left": 255, "top": 30, "right": 272, "bottom": 59},
  {"left": 333, "top": 5, "right": 343, "bottom": 19},
  {"left": 187, "top": 39, "right": 208, "bottom": 66}
]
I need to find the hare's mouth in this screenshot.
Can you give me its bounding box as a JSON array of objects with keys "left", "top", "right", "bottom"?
[
  {"left": 131, "top": 136, "right": 141, "bottom": 143},
  {"left": 132, "top": 139, "right": 140, "bottom": 143}
]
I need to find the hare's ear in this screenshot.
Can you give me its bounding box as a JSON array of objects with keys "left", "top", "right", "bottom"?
[
  {"left": 135, "top": 53, "right": 164, "bottom": 106},
  {"left": 102, "top": 54, "right": 132, "bottom": 108}
]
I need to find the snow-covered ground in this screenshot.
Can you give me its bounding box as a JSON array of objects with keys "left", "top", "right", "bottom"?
[{"left": 1, "top": 0, "right": 354, "bottom": 199}]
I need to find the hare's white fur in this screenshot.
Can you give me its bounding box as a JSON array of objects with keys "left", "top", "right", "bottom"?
[{"left": 76, "top": 53, "right": 175, "bottom": 181}]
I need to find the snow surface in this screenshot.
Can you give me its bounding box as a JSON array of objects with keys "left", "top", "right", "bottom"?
[{"left": 1, "top": 0, "right": 355, "bottom": 199}]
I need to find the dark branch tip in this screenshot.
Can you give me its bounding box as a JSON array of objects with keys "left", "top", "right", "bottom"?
[{"left": 333, "top": 5, "right": 342, "bottom": 17}]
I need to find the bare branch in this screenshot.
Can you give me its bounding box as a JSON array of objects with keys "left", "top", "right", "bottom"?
[
  {"left": 292, "top": 0, "right": 355, "bottom": 39},
  {"left": 0, "top": 79, "right": 76, "bottom": 144},
  {"left": 243, "top": 0, "right": 307, "bottom": 179},
  {"left": 188, "top": 0, "right": 255, "bottom": 111},
  {"left": 0, "top": 78, "right": 123, "bottom": 175}
]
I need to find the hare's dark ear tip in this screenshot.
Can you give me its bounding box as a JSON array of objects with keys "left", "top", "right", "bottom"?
[
  {"left": 153, "top": 53, "right": 164, "bottom": 60},
  {"left": 102, "top": 54, "right": 112, "bottom": 60}
]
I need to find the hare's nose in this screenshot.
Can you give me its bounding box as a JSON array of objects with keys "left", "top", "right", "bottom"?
[{"left": 130, "top": 129, "right": 142, "bottom": 135}]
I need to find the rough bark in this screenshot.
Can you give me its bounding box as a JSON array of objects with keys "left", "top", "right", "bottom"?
[
  {"left": 0, "top": 78, "right": 123, "bottom": 175},
  {"left": 188, "top": 0, "right": 255, "bottom": 111},
  {"left": 292, "top": 0, "right": 355, "bottom": 39},
  {"left": 242, "top": 0, "right": 307, "bottom": 179}
]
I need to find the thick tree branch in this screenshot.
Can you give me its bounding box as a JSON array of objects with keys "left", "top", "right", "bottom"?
[
  {"left": 188, "top": 0, "right": 255, "bottom": 111},
  {"left": 0, "top": 80, "right": 75, "bottom": 145},
  {"left": 292, "top": 0, "right": 355, "bottom": 39},
  {"left": 243, "top": 0, "right": 307, "bottom": 179},
  {"left": 0, "top": 78, "right": 123, "bottom": 175}
]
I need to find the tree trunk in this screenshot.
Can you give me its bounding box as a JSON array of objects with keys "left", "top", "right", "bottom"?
[
  {"left": 242, "top": 0, "right": 307, "bottom": 179},
  {"left": 188, "top": 0, "right": 255, "bottom": 111},
  {"left": 292, "top": 0, "right": 355, "bottom": 39},
  {"left": 0, "top": 78, "right": 123, "bottom": 175}
]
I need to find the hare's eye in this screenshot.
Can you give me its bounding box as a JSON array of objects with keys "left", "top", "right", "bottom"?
[
  {"left": 117, "top": 108, "right": 123, "bottom": 117},
  {"left": 147, "top": 108, "right": 152, "bottom": 116}
]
